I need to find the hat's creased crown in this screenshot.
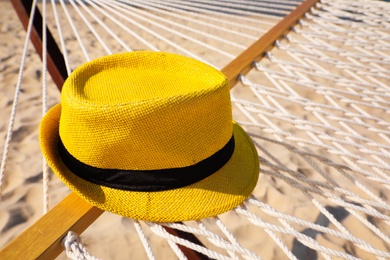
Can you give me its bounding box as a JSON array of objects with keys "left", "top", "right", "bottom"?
[{"left": 59, "top": 51, "right": 232, "bottom": 170}]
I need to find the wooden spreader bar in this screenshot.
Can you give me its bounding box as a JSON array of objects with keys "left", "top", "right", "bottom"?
[
  {"left": 0, "top": 0, "right": 319, "bottom": 258},
  {"left": 222, "top": 0, "right": 320, "bottom": 88},
  {"left": 1, "top": 193, "right": 102, "bottom": 259},
  {"left": 10, "top": 0, "right": 68, "bottom": 90}
]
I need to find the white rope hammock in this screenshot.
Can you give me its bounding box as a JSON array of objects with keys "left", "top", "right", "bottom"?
[{"left": 0, "top": 0, "right": 389, "bottom": 259}]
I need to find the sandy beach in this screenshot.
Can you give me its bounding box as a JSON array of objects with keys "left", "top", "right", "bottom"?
[{"left": 1, "top": 0, "right": 390, "bottom": 259}]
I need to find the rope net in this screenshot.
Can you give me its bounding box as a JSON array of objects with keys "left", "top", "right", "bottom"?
[{"left": 0, "top": 0, "right": 389, "bottom": 259}]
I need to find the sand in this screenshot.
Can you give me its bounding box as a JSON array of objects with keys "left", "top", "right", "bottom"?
[{"left": 1, "top": 0, "right": 389, "bottom": 259}]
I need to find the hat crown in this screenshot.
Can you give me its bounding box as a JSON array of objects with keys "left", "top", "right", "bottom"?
[{"left": 59, "top": 52, "right": 232, "bottom": 170}]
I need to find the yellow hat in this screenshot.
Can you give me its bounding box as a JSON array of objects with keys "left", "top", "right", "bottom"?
[{"left": 39, "top": 51, "right": 259, "bottom": 222}]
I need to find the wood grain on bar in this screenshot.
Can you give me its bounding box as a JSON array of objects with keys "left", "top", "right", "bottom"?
[
  {"left": 222, "top": 0, "right": 320, "bottom": 88},
  {"left": 0, "top": 191, "right": 209, "bottom": 260},
  {"left": 0, "top": 193, "right": 103, "bottom": 259},
  {"left": 1, "top": 0, "right": 319, "bottom": 258}
]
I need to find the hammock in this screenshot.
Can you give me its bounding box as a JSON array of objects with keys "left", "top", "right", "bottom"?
[{"left": 0, "top": 0, "right": 389, "bottom": 259}]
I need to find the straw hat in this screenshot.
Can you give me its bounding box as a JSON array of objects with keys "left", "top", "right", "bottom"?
[{"left": 40, "top": 51, "right": 259, "bottom": 222}]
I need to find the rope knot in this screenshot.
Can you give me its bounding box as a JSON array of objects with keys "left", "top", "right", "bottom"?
[{"left": 62, "top": 231, "right": 100, "bottom": 260}]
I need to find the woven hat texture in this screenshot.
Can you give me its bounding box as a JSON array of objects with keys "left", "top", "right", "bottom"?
[{"left": 40, "top": 51, "right": 259, "bottom": 222}]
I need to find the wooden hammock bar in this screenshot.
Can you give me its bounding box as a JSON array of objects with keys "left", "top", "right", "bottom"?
[
  {"left": 222, "top": 0, "right": 319, "bottom": 88},
  {"left": 0, "top": 0, "right": 319, "bottom": 258},
  {"left": 10, "top": 0, "right": 67, "bottom": 90}
]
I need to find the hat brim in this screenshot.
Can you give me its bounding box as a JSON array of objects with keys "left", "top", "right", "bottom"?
[{"left": 40, "top": 104, "right": 260, "bottom": 222}]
